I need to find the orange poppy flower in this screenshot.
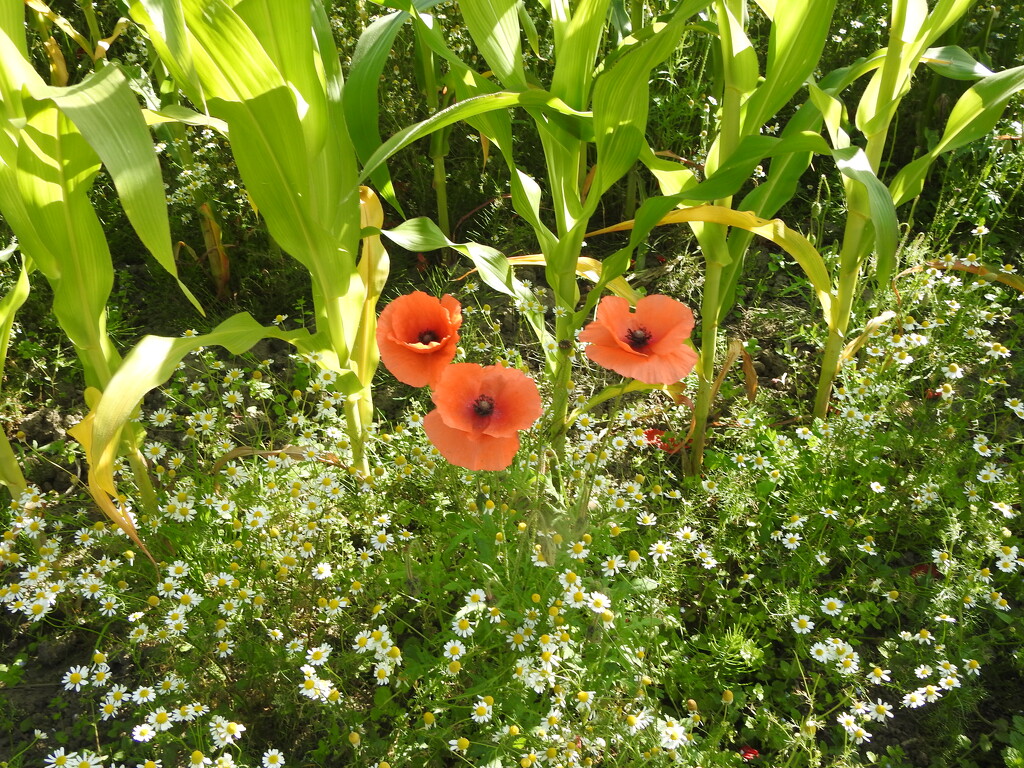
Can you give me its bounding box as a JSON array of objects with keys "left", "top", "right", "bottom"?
[
  {"left": 376, "top": 292, "right": 462, "bottom": 387},
  {"left": 424, "top": 363, "right": 542, "bottom": 471},
  {"left": 578, "top": 294, "right": 698, "bottom": 385}
]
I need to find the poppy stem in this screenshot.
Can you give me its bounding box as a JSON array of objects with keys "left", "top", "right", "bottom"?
[
  {"left": 572, "top": 389, "right": 626, "bottom": 533},
  {"left": 546, "top": 315, "right": 577, "bottom": 461}
]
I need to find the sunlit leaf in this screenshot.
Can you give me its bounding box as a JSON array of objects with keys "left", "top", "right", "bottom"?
[
  {"left": 833, "top": 146, "right": 898, "bottom": 284},
  {"left": 588, "top": 205, "right": 834, "bottom": 320},
  {"left": 742, "top": 0, "right": 835, "bottom": 133},
  {"left": 502, "top": 254, "right": 642, "bottom": 304},
  {"left": 920, "top": 45, "right": 993, "bottom": 80},
  {"left": 344, "top": 9, "right": 408, "bottom": 210},
  {"left": 890, "top": 63, "right": 1024, "bottom": 206},
  {"left": 460, "top": 0, "right": 527, "bottom": 89},
  {"left": 76, "top": 312, "right": 356, "bottom": 541}
]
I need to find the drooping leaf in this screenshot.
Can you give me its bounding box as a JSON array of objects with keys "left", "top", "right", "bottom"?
[
  {"left": 358, "top": 89, "right": 591, "bottom": 185},
  {"left": 67, "top": 405, "right": 151, "bottom": 559},
  {"left": 380, "top": 217, "right": 553, "bottom": 355},
  {"left": 37, "top": 65, "right": 202, "bottom": 313},
  {"left": 503, "top": 253, "right": 642, "bottom": 304},
  {"left": 920, "top": 45, "right": 993, "bottom": 80},
  {"left": 76, "top": 312, "right": 356, "bottom": 539},
  {"left": 833, "top": 146, "right": 899, "bottom": 284},
  {"left": 890, "top": 63, "right": 1024, "bottom": 206},
  {"left": 588, "top": 205, "right": 834, "bottom": 320}
]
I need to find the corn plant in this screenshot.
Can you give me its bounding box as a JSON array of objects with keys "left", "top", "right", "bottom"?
[
  {"left": 0, "top": 0, "right": 596, "bottom": 541},
  {"left": 615, "top": 0, "right": 1024, "bottom": 465},
  {"left": 0, "top": 7, "right": 203, "bottom": 544},
  {"left": 810, "top": 0, "right": 1024, "bottom": 417},
  {"left": 353, "top": 0, "right": 724, "bottom": 463},
  {"left": 651, "top": 0, "right": 838, "bottom": 472},
  {"left": 0, "top": 1, "right": 388, "bottom": 541}
]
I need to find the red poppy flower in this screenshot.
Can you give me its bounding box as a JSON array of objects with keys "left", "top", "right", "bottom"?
[
  {"left": 376, "top": 292, "right": 462, "bottom": 387},
  {"left": 910, "top": 563, "right": 942, "bottom": 580},
  {"left": 643, "top": 428, "right": 683, "bottom": 454},
  {"left": 424, "top": 363, "right": 542, "bottom": 471},
  {"left": 578, "top": 295, "right": 698, "bottom": 385}
]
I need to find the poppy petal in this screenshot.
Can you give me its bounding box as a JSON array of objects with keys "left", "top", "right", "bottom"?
[
  {"left": 431, "top": 364, "right": 542, "bottom": 438},
  {"left": 423, "top": 410, "right": 522, "bottom": 471},
  {"left": 579, "top": 294, "right": 699, "bottom": 384},
  {"left": 376, "top": 292, "right": 462, "bottom": 387}
]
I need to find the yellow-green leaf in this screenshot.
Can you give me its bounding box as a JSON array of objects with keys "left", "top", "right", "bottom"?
[{"left": 589, "top": 205, "right": 834, "bottom": 319}]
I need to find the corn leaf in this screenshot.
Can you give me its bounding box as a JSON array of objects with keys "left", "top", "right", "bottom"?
[
  {"left": 460, "top": 0, "right": 527, "bottom": 90},
  {"left": 809, "top": 81, "right": 851, "bottom": 149},
  {"left": 0, "top": 252, "right": 30, "bottom": 396},
  {"left": 0, "top": 429, "right": 28, "bottom": 498},
  {"left": 519, "top": 1, "right": 542, "bottom": 57},
  {"left": 76, "top": 313, "right": 355, "bottom": 534},
  {"left": 833, "top": 146, "right": 899, "bottom": 285},
  {"left": 380, "top": 217, "right": 552, "bottom": 353},
  {"left": 309, "top": 0, "right": 359, "bottom": 235},
  {"left": 841, "top": 311, "right": 896, "bottom": 363},
  {"left": 141, "top": 104, "right": 228, "bottom": 132},
  {"left": 344, "top": 9, "right": 408, "bottom": 210},
  {"left": 33, "top": 65, "right": 201, "bottom": 313},
  {"left": 733, "top": 103, "right": 826, "bottom": 217},
  {"left": 857, "top": 0, "right": 974, "bottom": 139},
  {"left": 503, "top": 254, "right": 642, "bottom": 304},
  {"left": 235, "top": 0, "right": 327, "bottom": 158},
  {"left": 742, "top": 0, "right": 836, "bottom": 133},
  {"left": 67, "top": 404, "right": 150, "bottom": 558},
  {"left": 130, "top": 0, "right": 202, "bottom": 106},
  {"left": 920, "top": 45, "right": 993, "bottom": 80},
  {"left": 358, "top": 89, "right": 591, "bottom": 185},
  {"left": 351, "top": 187, "right": 389, "bottom": 389},
  {"left": 549, "top": 0, "right": 612, "bottom": 110},
  {"left": 890, "top": 63, "right": 1024, "bottom": 206},
  {"left": 719, "top": 2, "right": 759, "bottom": 98},
  {"left": 639, "top": 146, "right": 698, "bottom": 196},
  {"left": 12, "top": 105, "right": 119, "bottom": 381},
  {"left": 3, "top": 29, "right": 196, "bottom": 324},
  {"left": 918, "top": 0, "right": 977, "bottom": 44},
  {"left": 214, "top": 95, "right": 326, "bottom": 268},
  {"left": 0, "top": 2, "right": 26, "bottom": 56},
  {"left": 586, "top": 11, "right": 689, "bottom": 212},
  {"left": 588, "top": 205, "right": 834, "bottom": 320},
  {"left": 681, "top": 131, "right": 833, "bottom": 204},
  {"left": 382, "top": 218, "right": 529, "bottom": 305},
  {"left": 178, "top": 0, "right": 283, "bottom": 101},
  {"left": 899, "top": 0, "right": 929, "bottom": 44}
]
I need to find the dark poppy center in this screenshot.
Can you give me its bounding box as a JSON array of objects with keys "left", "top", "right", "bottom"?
[
  {"left": 473, "top": 394, "right": 495, "bottom": 417},
  {"left": 418, "top": 329, "right": 439, "bottom": 344},
  {"left": 625, "top": 326, "right": 653, "bottom": 350}
]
